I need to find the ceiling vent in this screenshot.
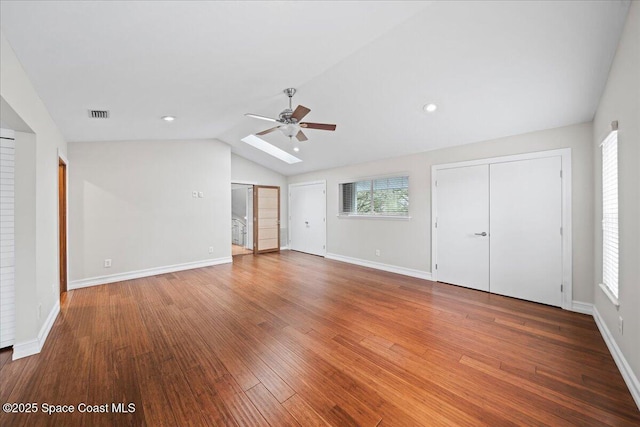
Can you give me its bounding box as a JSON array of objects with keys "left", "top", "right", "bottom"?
[{"left": 88, "top": 110, "right": 109, "bottom": 119}]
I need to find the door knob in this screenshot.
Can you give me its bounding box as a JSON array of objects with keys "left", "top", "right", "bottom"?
[{"left": 474, "top": 232, "right": 487, "bottom": 236}]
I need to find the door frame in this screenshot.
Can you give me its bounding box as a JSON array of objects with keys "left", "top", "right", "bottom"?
[
  {"left": 245, "top": 187, "right": 253, "bottom": 250},
  {"left": 58, "top": 149, "right": 69, "bottom": 295},
  {"left": 431, "top": 148, "right": 572, "bottom": 310},
  {"left": 231, "top": 182, "right": 256, "bottom": 256},
  {"left": 288, "top": 180, "right": 327, "bottom": 256},
  {"left": 253, "top": 185, "right": 280, "bottom": 254}
]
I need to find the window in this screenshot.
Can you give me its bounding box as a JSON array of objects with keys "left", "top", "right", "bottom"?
[
  {"left": 601, "top": 129, "right": 619, "bottom": 300},
  {"left": 340, "top": 176, "right": 409, "bottom": 217}
]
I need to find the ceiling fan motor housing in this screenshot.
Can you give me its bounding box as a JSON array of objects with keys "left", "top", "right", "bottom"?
[{"left": 279, "top": 109, "right": 294, "bottom": 123}]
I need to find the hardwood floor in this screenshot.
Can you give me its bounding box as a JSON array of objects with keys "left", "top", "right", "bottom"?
[
  {"left": 1, "top": 251, "right": 638, "bottom": 426},
  {"left": 232, "top": 244, "right": 253, "bottom": 256}
]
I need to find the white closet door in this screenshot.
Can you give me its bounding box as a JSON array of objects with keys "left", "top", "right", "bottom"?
[
  {"left": 436, "top": 165, "right": 489, "bottom": 291},
  {"left": 0, "top": 133, "right": 15, "bottom": 348},
  {"left": 489, "top": 157, "right": 562, "bottom": 307},
  {"left": 289, "top": 182, "right": 326, "bottom": 256}
]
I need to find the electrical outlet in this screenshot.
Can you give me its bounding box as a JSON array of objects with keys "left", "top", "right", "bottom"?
[
  {"left": 198, "top": 191, "right": 204, "bottom": 198},
  {"left": 375, "top": 249, "right": 381, "bottom": 256},
  {"left": 618, "top": 316, "right": 623, "bottom": 334},
  {"left": 104, "top": 259, "right": 112, "bottom": 268},
  {"left": 192, "top": 191, "right": 198, "bottom": 198},
  {"left": 208, "top": 246, "right": 214, "bottom": 254}
]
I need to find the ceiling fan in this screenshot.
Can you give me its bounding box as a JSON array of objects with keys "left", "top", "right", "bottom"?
[{"left": 245, "top": 88, "right": 336, "bottom": 142}]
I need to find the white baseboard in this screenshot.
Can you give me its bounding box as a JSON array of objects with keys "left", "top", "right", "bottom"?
[
  {"left": 69, "top": 257, "right": 233, "bottom": 290},
  {"left": 12, "top": 339, "right": 39, "bottom": 360},
  {"left": 13, "top": 299, "right": 60, "bottom": 360},
  {"left": 570, "top": 301, "right": 593, "bottom": 315},
  {"left": 593, "top": 305, "right": 640, "bottom": 409},
  {"left": 280, "top": 246, "right": 289, "bottom": 250},
  {"left": 325, "top": 253, "right": 432, "bottom": 281}
]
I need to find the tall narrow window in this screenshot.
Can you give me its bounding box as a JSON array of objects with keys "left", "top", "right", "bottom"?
[{"left": 601, "top": 129, "right": 619, "bottom": 299}]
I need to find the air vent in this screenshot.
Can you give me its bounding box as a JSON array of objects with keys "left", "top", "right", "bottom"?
[{"left": 88, "top": 110, "right": 109, "bottom": 119}]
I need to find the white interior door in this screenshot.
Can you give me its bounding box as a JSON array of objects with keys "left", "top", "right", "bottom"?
[
  {"left": 435, "top": 165, "right": 489, "bottom": 291},
  {"left": 490, "top": 157, "right": 562, "bottom": 306},
  {"left": 0, "top": 129, "right": 15, "bottom": 348},
  {"left": 289, "top": 182, "right": 326, "bottom": 256}
]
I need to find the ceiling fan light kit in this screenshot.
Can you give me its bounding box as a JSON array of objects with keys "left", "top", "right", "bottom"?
[{"left": 245, "top": 87, "right": 337, "bottom": 142}]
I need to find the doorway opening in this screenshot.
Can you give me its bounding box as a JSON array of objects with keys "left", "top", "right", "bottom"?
[
  {"left": 231, "top": 183, "right": 254, "bottom": 256},
  {"left": 58, "top": 157, "right": 67, "bottom": 294}
]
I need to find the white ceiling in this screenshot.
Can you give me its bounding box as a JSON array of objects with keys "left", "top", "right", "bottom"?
[{"left": 0, "top": 1, "right": 630, "bottom": 175}]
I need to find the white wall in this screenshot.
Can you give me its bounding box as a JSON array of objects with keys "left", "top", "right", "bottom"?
[
  {"left": 231, "top": 153, "right": 288, "bottom": 246},
  {"left": 68, "top": 139, "right": 231, "bottom": 283},
  {"left": 0, "top": 31, "right": 67, "bottom": 350},
  {"left": 592, "top": 1, "right": 639, "bottom": 398},
  {"left": 289, "top": 122, "right": 594, "bottom": 302}
]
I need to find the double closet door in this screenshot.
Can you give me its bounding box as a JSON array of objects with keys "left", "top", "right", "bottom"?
[{"left": 434, "top": 155, "right": 563, "bottom": 307}]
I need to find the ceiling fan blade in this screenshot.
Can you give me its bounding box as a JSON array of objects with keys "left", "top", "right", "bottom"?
[
  {"left": 256, "top": 126, "right": 280, "bottom": 136},
  {"left": 295, "top": 130, "right": 308, "bottom": 142},
  {"left": 299, "top": 122, "right": 337, "bottom": 131},
  {"left": 245, "top": 113, "right": 278, "bottom": 123},
  {"left": 291, "top": 105, "right": 311, "bottom": 122}
]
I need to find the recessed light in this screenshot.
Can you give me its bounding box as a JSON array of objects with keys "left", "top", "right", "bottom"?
[
  {"left": 162, "top": 116, "right": 176, "bottom": 122},
  {"left": 293, "top": 146, "right": 300, "bottom": 152},
  {"left": 423, "top": 103, "right": 437, "bottom": 113}
]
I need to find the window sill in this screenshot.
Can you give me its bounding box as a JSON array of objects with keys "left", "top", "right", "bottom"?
[
  {"left": 599, "top": 283, "right": 620, "bottom": 309},
  {"left": 337, "top": 214, "right": 411, "bottom": 221}
]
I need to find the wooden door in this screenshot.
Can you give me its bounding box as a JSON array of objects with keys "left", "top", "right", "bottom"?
[
  {"left": 58, "top": 159, "right": 67, "bottom": 294},
  {"left": 254, "top": 186, "right": 280, "bottom": 253}
]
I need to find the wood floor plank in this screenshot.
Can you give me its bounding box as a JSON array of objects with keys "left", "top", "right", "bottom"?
[
  {"left": 245, "top": 383, "right": 300, "bottom": 427},
  {"left": 281, "top": 393, "right": 332, "bottom": 427},
  {"left": 0, "top": 251, "right": 637, "bottom": 426},
  {"left": 111, "top": 347, "right": 147, "bottom": 427},
  {"left": 183, "top": 366, "right": 240, "bottom": 427},
  {"left": 213, "top": 374, "right": 271, "bottom": 427}
]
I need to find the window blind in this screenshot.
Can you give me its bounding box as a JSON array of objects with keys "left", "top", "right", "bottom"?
[
  {"left": 340, "top": 176, "right": 409, "bottom": 216},
  {"left": 601, "top": 130, "right": 618, "bottom": 299}
]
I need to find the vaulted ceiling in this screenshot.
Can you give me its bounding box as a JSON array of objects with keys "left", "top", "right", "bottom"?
[{"left": 0, "top": 1, "right": 630, "bottom": 175}]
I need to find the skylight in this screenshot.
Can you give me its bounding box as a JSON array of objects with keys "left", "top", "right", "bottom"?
[{"left": 241, "top": 135, "right": 302, "bottom": 164}]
